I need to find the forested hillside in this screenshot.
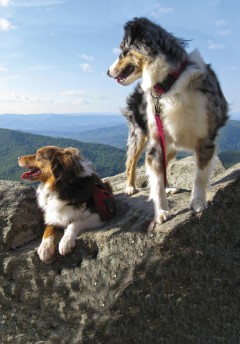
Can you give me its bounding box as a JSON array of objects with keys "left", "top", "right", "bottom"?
[
  {"left": 1, "top": 117, "right": 240, "bottom": 182},
  {"left": 0, "top": 128, "right": 126, "bottom": 181},
  {"left": 219, "top": 151, "right": 240, "bottom": 169},
  {"left": 218, "top": 120, "right": 240, "bottom": 151}
]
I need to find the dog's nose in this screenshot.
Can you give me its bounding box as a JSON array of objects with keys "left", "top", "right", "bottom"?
[{"left": 106, "top": 69, "right": 110, "bottom": 77}]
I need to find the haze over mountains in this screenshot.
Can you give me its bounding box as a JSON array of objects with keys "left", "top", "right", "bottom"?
[
  {"left": 0, "top": 113, "right": 240, "bottom": 150},
  {"left": 0, "top": 113, "right": 125, "bottom": 133}
]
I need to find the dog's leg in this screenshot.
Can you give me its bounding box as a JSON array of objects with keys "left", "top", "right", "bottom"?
[
  {"left": 189, "top": 139, "right": 215, "bottom": 212},
  {"left": 146, "top": 139, "right": 170, "bottom": 227},
  {"left": 37, "top": 225, "right": 56, "bottom": 262},
  {"left": 59, "top": 213, "right": 102, "bottom": 256},
  {"left": 126, "top": 127, "right": 148, "bottom": 195},
  {"left": 165, "top": 150, "right": 179, "bottom": 195}
]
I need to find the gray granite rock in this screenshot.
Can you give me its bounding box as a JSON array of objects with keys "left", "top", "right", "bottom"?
[
  {"left": 0, "top": 181, "right": 43, "bottom": 253},
  {"left": 0, "top": 159, "right": 239, "bottom": 344}
]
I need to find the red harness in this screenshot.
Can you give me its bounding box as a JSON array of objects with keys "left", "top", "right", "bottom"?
[
  {"left": 151, "top": 60, "right": 188, "bottom": 187},
  {"left": 92, "top": 183, "right": 116, "bottom": 221}
]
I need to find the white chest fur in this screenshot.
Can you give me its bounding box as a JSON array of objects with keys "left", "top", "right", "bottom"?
[
  {"left": 145, "top": 50, "right": 209, "bottom": 152},
  {"left": 36, "top": 183, "right": 91, "bottom": 227},
  {"left": 161, "top": 91, "right": 208, "bottom": 150}
]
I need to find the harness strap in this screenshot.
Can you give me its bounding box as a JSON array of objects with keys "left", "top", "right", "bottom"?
[
  {"left": 151, "top": 59, "right": 188, "bottom": 188},
  {"left": 155, "top": 114, "right": 167, "bottom": 187},
  {"left": 153, "top": 59, "right": 188, "bottom": 95}
]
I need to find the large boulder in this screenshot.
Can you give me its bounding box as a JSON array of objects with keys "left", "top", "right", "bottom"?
[
  {"left": 0, "top": 181, "right": 43, "bottom": 253},
  {"left": 0, "top": 158, "right": 239, "bottom": 344}
]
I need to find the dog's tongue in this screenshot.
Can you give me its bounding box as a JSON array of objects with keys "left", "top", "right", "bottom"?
[{"left": 21, "top": 168, "right": 40, "bottom": 180}]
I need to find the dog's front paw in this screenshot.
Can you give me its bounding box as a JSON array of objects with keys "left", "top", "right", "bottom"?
[
  {"left": 165, "top": 186, "right": 180, "bottom": 195},
  {"left": 188, "top": 199, "right": 207, "bottom": 213},
  {"left": 126, "top": 185, "right": 137, "bottom": 196},
  {"left": 38, "top": 238, "right": 55, "bottom": 262},
  {"left": 59, "top": 234, "right": 77, "bottom": 256},
  {"left": 156, "top": 210, "right": 171, "bottom": 224},
  {"left": 148, "top": 210, "right": 170, "bottom": 231}
]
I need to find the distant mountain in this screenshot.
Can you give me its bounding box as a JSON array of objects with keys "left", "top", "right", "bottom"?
[
  {"left": 77, "top": 119, "right": 240, "bottom": 152},
  {"left": 218, "top": 120, "right": 240, "bottom": 151},
  {"left": 2, "top": 115, "right": 239, "bottom": 152},
  {"left": 219, "top": 151, "right": 240, "bottom": 169},
  {"left": 26, "top": 124, "right": 129, "bottom": 149},
  {"left": 1, "top": 117, "right": 240, "bottom": 181},
  {"left": 0, "top": 113, "right": 125, "bottom": 133},
  {"left": 0, "top": 128, "right": 126, "bottom": 181},
  {"left": 78, "top": 119, "right": 240, "bottom": 151}
]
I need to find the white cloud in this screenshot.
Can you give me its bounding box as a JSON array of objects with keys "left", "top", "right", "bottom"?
[
  {"left": 0, "top": 66, "right": 8, "bottom": 72},
  {"left": 215, "top": 20, "right": 225, "bottom": 26},
  {"left": 79, "top": 63, "right": 93, "bottom": 73},
  {"left": 218, "top": 29, "right": 232, "bottom": 36},
  {"left": 151, "top": 4, "right": 174, "bottom": 17},
  {"left": 55, "top": 97, "right": 90, "bottom": 106},
  {"left": 228, "top": 66, "right": 238, "bottom": 72},
  {"left": 0, "top": 18, "right": 15, "bottom": 31},
  {"left": 0, "top": 0, "right": 10, "bottom": 7},
  {"left": 12, "top": 0, "right": 66, "bottom": 7},
  {"left": 78, "top": 54, "right": 94, "bottom": 61},
  {"left": 61, "top": 90, "right": 85, "bottom": 96},
  {"left": 0, "top": 93, "right": 49, "bottom": 103},
  {"left": 73, "top": 98, "right": 90, "bottom": 106},
  {"left": 28, "top": 64, "right": 54, "bottom": 71},
  {"left": 73, "top": 98, "right": 83, "bottom": 105},
  {"left": 4, "top": 52, "right": 23, "bottom": 59},
  {"left": 113, "top": 48, "right": 121, "bottom": 54},
  {"left": 207, "top": 40, "right": 225, "bottom": 50},
  {"left": 60, "top": 90, "right": 90, "bottom": 106},
  {"left": 0, "top": 74, "right": 20, "bottom": 81}
]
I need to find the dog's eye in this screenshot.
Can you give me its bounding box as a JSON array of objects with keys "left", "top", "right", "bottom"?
[
  {"left": 36, "top": 153, "right": 44, "bottom": 160},
  {"left": 119, "top": 49, "right": 128, "bottom": 59}
]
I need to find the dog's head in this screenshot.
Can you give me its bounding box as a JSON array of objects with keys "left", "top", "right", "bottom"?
[
  {"left": 107, "top": 17, "right": 187, "bottom": 86},
  {"left": 18, "top": 146, "right": 83, "bottom": 185}
]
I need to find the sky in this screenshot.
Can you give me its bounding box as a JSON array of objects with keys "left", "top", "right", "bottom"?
[{"left": 0, "top": 0, "right": 239, "bottom": 119}]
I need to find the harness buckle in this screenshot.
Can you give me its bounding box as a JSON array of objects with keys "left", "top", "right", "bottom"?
[{"left": 150, "top": 91, "right": 161, "bottom": 116}]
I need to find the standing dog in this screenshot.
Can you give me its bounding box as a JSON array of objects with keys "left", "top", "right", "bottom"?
[
  {"left": 18, "top": 146, "right": 114, "bottom": 262},
  {"left": 107, "top": 17, "right": 228, "bottom": 226}
]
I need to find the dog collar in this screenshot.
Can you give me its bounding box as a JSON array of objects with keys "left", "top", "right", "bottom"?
[{"left": 153, "top": 59, "right": 188, "bottom": 96}]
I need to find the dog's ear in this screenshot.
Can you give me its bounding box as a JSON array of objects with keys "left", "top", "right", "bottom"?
[
  {"left": 123, "top": 17, "right": 159, "bottom": 56},
  {"left": 51, "top": 148, "right": 82, "bottom": 182},
  {"left": 63, "top": 147, "right": 81, "bottom": 158},
  {"left": 123, "top": 17, "right": 188, "bottom": 61}
]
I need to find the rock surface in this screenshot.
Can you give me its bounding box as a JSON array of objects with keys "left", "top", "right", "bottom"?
[
  {"left": 0, "top": 181, "right": 43, "bottom": 253},
  {"left": 0, "top": 158, "right": 240, "bottom": 344}
]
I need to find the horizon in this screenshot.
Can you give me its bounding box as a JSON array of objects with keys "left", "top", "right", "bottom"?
[
  {"left": 0, "top": 112, "right": 122, "bottom": 116},
  {"left": 0, "top": 0, "right": 239, "bottom": 119},
  {"left": 0, "top": 112, "right": 240, "bottom": 121}
]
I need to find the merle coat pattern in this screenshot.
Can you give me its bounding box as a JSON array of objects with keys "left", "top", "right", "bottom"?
[{"left": 107, "top": 17, "right": 228, "bottom": 228}]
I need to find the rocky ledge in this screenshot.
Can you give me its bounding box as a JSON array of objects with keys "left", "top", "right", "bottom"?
[{"left": 0, "top": 157, "right": 240, "bottom": 344}]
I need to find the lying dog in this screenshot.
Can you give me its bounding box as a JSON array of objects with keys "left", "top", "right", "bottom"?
[
  {"left": 18, "top": 146, "right": 115, "bottom": 262},
  {"left": 107, "top": 17, "right": 228, "bottom": 227}
]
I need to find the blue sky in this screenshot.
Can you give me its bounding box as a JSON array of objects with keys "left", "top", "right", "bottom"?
[{"left": 0, "top": 0, "right": 239, "bottom": 118}]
